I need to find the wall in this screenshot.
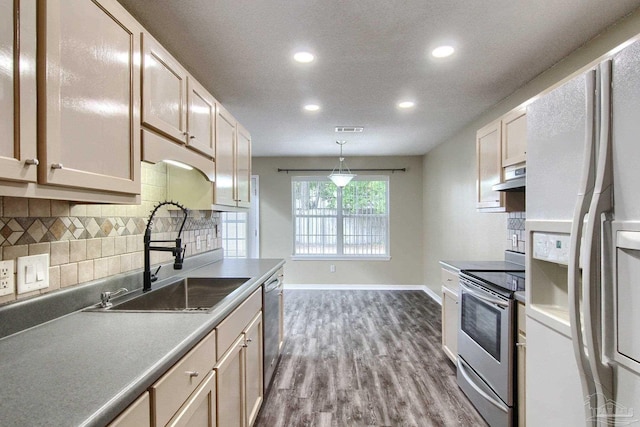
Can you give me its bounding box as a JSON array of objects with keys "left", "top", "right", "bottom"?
[
  {"left": 0, "top": 162, "right": 221, "bottom": 306},
  {"left": 253, "top": 156, "right": 423, "bottom": 285},
  {"left": 422, "top": 8, "right": 640, "bottom": 294}
]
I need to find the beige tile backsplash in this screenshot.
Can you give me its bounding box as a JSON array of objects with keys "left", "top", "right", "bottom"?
[{"left": 0, "top": 163, "right": 221, "bottom": 305}]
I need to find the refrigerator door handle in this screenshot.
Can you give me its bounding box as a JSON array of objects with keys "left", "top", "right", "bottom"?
[
  {"left": 568, "top": 68, "right": 598, "bottom": 426},
  {"left": 583, "top": 60, "right": 614, "bottom": 425}
]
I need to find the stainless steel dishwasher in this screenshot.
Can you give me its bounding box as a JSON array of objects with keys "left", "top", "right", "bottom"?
[{"left": 263, "top": 268, "right": 284, "bottom": 392}]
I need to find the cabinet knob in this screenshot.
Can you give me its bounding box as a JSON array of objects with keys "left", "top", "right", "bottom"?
[
  {"left": 51, "top": 163, "right": 64, "bottom": 169},
  {"left": 25, "top": 158, "right": 39, "bottom": 166},
  {"left": 241, "top": 343, "right": 248, "bottom": 348},
  {"left": 185, "top": 370, "right": 199, "bottom": 378},
  {"left": 190, "top": 135, "right": 196, "bottom": 139},
  {"left": 246, "top": 338, "right": 252, "bottom": 343}
]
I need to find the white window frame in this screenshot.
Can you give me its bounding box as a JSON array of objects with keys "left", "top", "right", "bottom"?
[{"left": 291, "top": 175, "right": 390, "bottom": 261}]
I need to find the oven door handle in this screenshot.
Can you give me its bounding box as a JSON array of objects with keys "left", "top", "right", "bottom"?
[{"left": 459, "top": 281, "right": 509, "bottom": 308}]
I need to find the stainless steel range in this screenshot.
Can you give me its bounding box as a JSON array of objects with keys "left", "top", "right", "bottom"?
[{"left": 457, "top": 266, "right": 524, "bottom": 427}]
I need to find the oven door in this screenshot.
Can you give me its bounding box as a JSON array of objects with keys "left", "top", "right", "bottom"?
[{"left": 458, "top": 276, "right": 514, "bottom": 405}]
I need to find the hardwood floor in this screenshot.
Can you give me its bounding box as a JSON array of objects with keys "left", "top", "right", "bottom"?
[{"left": 256, "top": 290, "right": 487, "bottom": 427}]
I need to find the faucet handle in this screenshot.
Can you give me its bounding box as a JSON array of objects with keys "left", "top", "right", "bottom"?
[
  {"left": 174, "top": 245, "right": 187, "bottom": 270},
  {"left": 151, "top": 265, "right": 161, "bottom": 282},
  {"left": 100, "top": 287, "right": 128, "bottom": 308}
]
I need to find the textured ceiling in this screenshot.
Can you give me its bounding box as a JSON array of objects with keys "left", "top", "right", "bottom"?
[{"left": 117, "top": 0, "right": 640, "bottom": 157}]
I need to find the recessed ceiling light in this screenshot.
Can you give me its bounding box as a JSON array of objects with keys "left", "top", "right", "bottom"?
[
  {"left": 432, "top": 45, "right": 455, "bottom": 58},
  {"left": 304, "top": 104, "right": 320, "bottom": 112},
  {"left": 397, "top": 101, "right": 415, "bottom": 109},
  {"left": 294, "top": 51, "right": 315, "bottom": 63}
]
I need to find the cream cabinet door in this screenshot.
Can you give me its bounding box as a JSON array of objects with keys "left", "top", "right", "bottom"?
[
  {"left": 142, "top": 32, "right": 188, "bottom": 143},
  {"left": 243, "top": 313, "right": 263, "bottom": 427},
  {"left": 38, "top": 0, "right": 141, "bottom": 194},
  {"left": 0, "top": 0, "right": 37, "bottom": 182},
  {"left": 186, "top": 77, "right": 216, "bottom": 158},
  {"left": 215, "top": 104, "right": 237, "bottom": 207},
  {"left": 441, "top": 285, "right": 458, "bottom": 363},
  {"left": 236, "top": 124, "right": 251, "bottom": 209},
  {"left": 215, "top": 335, "right": 244, "bottom": 427},
  {"left": 476, "top": 120, "right": 503, "bottom": 210},
  {"left": 502, "top": 108, "right": 527, "bottom": 167},
  {"left": 168, "top": 371, "right": 217, "bottom": 427},
  {"left": 109, "top": 392, "right": 151, "bottom": 427}
]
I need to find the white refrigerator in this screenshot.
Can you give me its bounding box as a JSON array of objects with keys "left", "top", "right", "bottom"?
[{"left": 526, "top": 37, "right": 640, "bottom": 426}]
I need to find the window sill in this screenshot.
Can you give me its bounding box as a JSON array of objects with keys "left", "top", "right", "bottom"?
[{"left": 291, "top": 255, "right": 391, "bottom": 261}]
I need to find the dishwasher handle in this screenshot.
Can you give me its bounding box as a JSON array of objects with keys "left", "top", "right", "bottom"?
[{"left": 264, "top": 273, "right": 283, "bottom": 293}]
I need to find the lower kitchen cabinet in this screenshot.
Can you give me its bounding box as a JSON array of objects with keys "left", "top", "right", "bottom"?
[
  {"left": 151, "top": 330, "right": 217, "bottom": 426},
  {"left": 243, "top": 313, "right": 264, "bottom": 427},
  {"left": 168, "top": 371, "right": 217, "bottom": 427},
  {"left": 215, "top": 288, "right": 263, "bottom": 427},
  {"left": 441, "top": 267, "right": 459, "bottom": 363},
  {"left": 108, "top": 392, "right": 150, "bottom": 427},
  {"left": 517, "top": 301, "right": 526, "bottom": 426},
  {"left": 216, "top": 335, "right": 244, "bottom": 427}
]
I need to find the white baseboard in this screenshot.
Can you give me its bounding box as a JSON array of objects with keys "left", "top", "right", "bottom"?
[{"left": 283, "top": 283, "right": 442, "bottom": 305}]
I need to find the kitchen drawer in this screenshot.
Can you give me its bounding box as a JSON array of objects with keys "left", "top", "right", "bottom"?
[
  {"left": 151, "top": 329, "right": 216, "bottom": 426},
  {"left": 217, "top": 288, "right": 262, "bottom": 359},
  {"left": 518, "top": 301, "right": 526, "bottom": 335},
  {"left": 441, "top": 268, "right": 460, "bottom": 293}
]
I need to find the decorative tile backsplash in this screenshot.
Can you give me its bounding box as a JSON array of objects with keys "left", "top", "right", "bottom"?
[
  {"left": 0, "top": 163, "right": 221, "bottom": 305},
  {"left": 507, "top": 211, "right": 526, "bottom": 253}
]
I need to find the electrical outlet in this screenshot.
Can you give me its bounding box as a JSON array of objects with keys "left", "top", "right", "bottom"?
[
  {"left": 17, "top": 254, "right": 49, "bottom": 294},
  {"left": 206, "top": 233, "right": 213, "bottom": 248},
  {"left": 196, "top": 235, "right": 202, "bottom": 250},
  {"left": 512, "top": 234, "right": 518, "bottom": 247},
  {"left": 0, "top": 260, "right": 15, "bottom": 297},
  {"left": 330, "top": 264, "right": 336, "bottom": 273}
]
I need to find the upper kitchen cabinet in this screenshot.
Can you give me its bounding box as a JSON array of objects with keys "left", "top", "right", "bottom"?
[
  {"left": 186, "top": 76, "right": 216, "bottom": 158},
  {"left": 236, "top": 123, "right": 252, "bottom": 209},
  {"left": 476, "top": 110, "right": 525, "bottom": 212},
  {"left": 0, "top": 0, "right": 37, "bottom": 183},
  {"left": 38, "top": 0, "right": 141, "bottom": 196},
  {"left": 141, "top": 33, "right": 188, "bottom": 144},
  {"left": 215, "top": 104, "right": 236, "bottom": 207},
  {"left": 501, "top": 108, "right": 527, "bottom": 167},
  {"left": 142, "top": 34, "right": 216, "bottom": 159},
  {"left": 476, "top": 120, "right": 503, "bottom": 210},
  {"left": 214, "top": 105, "right": 252, "bottom": 209}
]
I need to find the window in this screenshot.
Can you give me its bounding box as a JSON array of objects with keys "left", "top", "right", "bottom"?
[
  {"left": 221, "top": 211, "right": 248, "bottom": 258},
  {"left": 292, "top": 176, "right": 389, "bottom": 258}
]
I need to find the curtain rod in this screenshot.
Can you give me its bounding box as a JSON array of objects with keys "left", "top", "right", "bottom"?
[{"left": 277, "top": 168, "right": 406, "bottom": 173}]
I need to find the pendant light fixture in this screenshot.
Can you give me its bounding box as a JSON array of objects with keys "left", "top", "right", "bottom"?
[{"left": 328, "top": 140, "right": 356, "bottom": 187}]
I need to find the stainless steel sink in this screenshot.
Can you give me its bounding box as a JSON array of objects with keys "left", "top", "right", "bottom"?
[{"left": 96, "top": 277, "right": 250, "bottom": 312}]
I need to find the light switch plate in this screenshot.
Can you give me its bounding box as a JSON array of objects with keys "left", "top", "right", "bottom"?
[
  {"left": 17, "top": 254, "right": 49, "bottom": 294},
  {"left": 0, "top": 260, "right": 15, "bottom": 297}
]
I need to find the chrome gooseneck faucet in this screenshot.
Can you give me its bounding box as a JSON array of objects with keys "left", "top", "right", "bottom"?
[{"left": 143, "top": 201, "right": 188, "bottom": 292}]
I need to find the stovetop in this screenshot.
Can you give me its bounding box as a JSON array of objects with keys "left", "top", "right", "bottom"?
[{"left": 461, "top": 270, "right": 525, "bottom": 293}]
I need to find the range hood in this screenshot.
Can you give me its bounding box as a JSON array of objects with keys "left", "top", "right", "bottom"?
[
  {"left": 492, "top": 176, "right": 526, "bottom": 192},
  {"left": 493, "top": 165, "right": 526, "bottom": 192}
]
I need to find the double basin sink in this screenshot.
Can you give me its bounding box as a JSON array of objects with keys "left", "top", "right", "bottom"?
[{"left": 90, "top": 277, "right": 251, "bottom": 313}]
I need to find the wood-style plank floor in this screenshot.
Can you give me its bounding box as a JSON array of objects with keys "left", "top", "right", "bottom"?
[{"left": 255, "top": 290, "right": 487, "bottom": 427}]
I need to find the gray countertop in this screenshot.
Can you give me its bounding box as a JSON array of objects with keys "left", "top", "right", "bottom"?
[
  {"left": 439, "top": 260, "right": 525, "bottom": 273},
  {"left": 0, "top": 257, "right": 284, "bottom": 427}
]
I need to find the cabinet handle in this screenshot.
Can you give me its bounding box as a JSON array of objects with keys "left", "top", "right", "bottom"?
[
  {"left": 516, "top": 342, "right": 526, "bottom": 347},
  {"left": 246, "top": 338, "right": 253, "bottom": 343},
  {"left": 25, "top": 158, "right": 39, "bottom": 166},
  {"left": 189, "top": 135, "right": 196, "bottom": 139},
  {"left": 51, "top": 163, "right": 63, "bottom": 169},
  {"left": 185, "top": 370, "right": 199, "bottom": 378},
  {"left": 241, "top": 343, "right": 248, "bottom": 348}
]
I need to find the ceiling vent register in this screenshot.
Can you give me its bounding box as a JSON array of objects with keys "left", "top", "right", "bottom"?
[{"left": 335, "top": 126, "right": 364, "bottom": 133}]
